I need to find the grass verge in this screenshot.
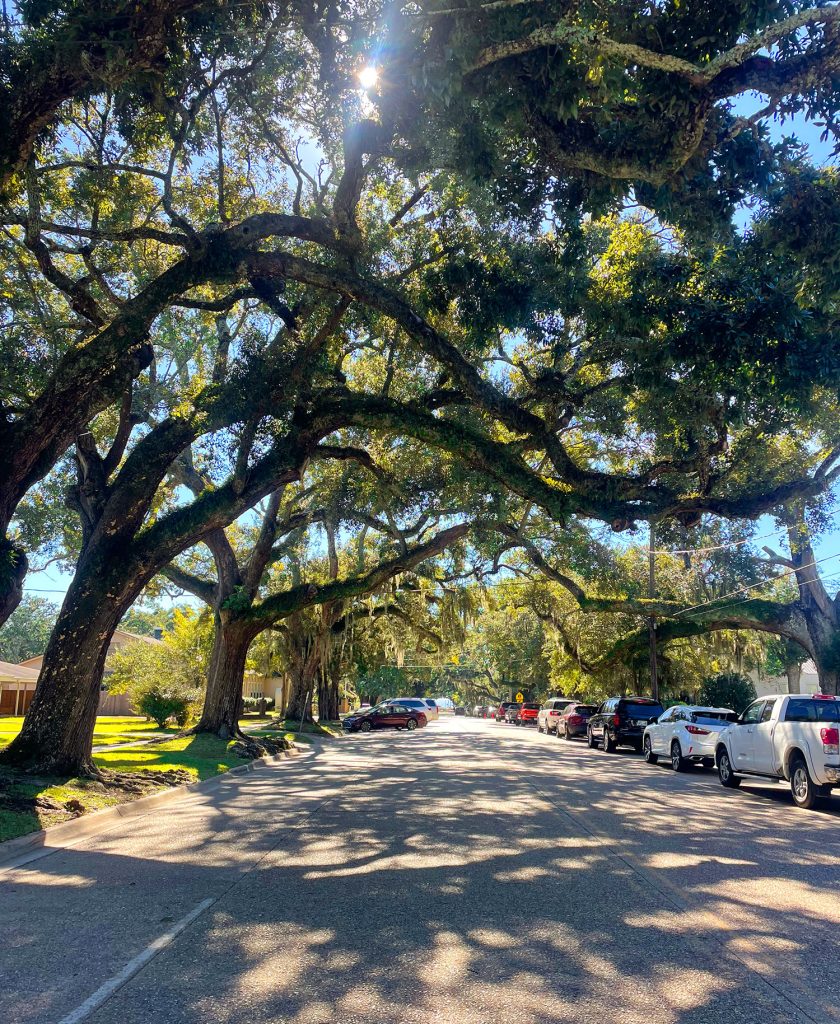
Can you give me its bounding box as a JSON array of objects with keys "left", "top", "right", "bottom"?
[
  {"left": 0, "top": 716, "right": 179, "bottom": 750},
  {"left": 0, "top": 729, "right": 293, "bottom": 845}
]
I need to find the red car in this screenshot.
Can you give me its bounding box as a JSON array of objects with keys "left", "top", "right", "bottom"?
[
  {"left": 557, "top": 703, "right": 597, "bottom": 740},
  {"left": 515, "top": 702, "right": 540, "bottom": 726},
  {"left": 344, "top": 705, "right": 427, "bottom": 732}
]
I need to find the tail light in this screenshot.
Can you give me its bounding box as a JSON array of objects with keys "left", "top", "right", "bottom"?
[
  {"left": 568, "top": 715, "right": 582, "bottom": 725},
  {"left": 685, "top": 725, "right": 710, "bottom": 735},
  {"left": 820, "top": 727, "right": 839, "bottom": 754},
  {"left": 613, "top": 714, "right": 621, "bottom": 726}
]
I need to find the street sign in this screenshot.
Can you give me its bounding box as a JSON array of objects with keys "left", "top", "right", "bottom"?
[{"left": 515, "top": 691, "right": 524, "bottom": 702}]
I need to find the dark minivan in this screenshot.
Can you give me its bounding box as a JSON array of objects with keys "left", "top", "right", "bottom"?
[{"left": 588, "top": 696, "right": 664, "bottom": 753}]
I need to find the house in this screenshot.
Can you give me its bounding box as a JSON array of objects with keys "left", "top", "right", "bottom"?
[
  {"left": 0, "top": 660, "right": 41, "bottom": 715},
  {"left": 751, "top": 659, "right": 821, "bottom": 697},
  {"left": 243, "top": 670, "right": 289, "bottom": 713},
  {"left": 10, "top": 629, "right": 165, "bottom": 716}
]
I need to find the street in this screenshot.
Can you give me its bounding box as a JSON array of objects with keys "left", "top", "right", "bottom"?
[{"left": 2, "top": 717, "right": 840, "bottom": 1024}]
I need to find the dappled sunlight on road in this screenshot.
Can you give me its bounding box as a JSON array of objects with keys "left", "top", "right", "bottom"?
[{"left": 3, "top": 717, "right": 839, "bottom": 1024}]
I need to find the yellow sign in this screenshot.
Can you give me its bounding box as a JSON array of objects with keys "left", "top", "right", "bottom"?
[{"left": 515, "top": 691, "right": 524, "bottom": 703}]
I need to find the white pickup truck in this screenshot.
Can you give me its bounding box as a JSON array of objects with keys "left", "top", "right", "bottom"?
[{"left": 715, "top": 693, "right": 840, "bottom": 809}]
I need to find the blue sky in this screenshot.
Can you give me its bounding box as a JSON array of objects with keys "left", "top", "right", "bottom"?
[{"left": 22, "top": 100, "right": 840, "bottom": 607}]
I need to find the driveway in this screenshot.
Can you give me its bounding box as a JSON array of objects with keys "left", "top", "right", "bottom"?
[{"left": 2, "top": 717, "right": 838, "bottom": 1024}]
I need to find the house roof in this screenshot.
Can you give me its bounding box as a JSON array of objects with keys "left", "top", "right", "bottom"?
[
  {"left": 111, "top": 629, "right": 163, "bottom": 646},
  {"left": 0, "top": 660, "right": 41, "bottom": 683}
]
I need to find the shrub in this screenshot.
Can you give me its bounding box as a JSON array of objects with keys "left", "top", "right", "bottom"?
[
  {"left": 242, "top": 696, "right": 275, "bottom": 713},
  {"left": 698, "top": 672, "right": 757, "bottom": 714},
  {"left": 138, "top": 690, "right": 190, "bottom": 728}
]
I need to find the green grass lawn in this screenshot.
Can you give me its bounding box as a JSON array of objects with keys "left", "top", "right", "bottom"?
[
  {"left": 0, "top": 728, "right": 298, "bottom": 844},
  {"left": 0, "top": 715, "right": 179, "bottom": 750}
]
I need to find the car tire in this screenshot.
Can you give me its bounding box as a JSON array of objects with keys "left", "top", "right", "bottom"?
[
  {"left": 564, "top": 724, "right": 572, "bottom": 741},
  {"left": 671, "top": 741, "right": 688, "bottom": 771},
  {"left": 643, "top": 736, "right": 658, "bottom": 764},
  {"left": 537, "top": 722, "right": 544, "bottom": 734},
  {"left": 406, "top": 718, "right": 417, "bottom": 731},
  {"left": 603, "top": 730, "right": 616, "bottom": 753},
  {"left": 587, "top": 728, "right": 596, "bottom": 749},
  {"left": 717, "top": 748, "right": 741, "bottom": 788},
  {"left": 790, "top": 755, "right": 826, "bottom": 809},
  {"left": 360, "top": 720, "right": 372, "bottom": 733}
]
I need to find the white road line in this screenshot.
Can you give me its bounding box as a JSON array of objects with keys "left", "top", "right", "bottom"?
[{"left": 57, "top": 898, "right": 214, "bottom": 1024}]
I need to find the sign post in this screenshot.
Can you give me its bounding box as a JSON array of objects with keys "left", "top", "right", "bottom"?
[{"left": 515, "top": 691, "right": 524, "bottom": 703}]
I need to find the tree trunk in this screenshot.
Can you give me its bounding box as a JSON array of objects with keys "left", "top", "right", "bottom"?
[
  {"left": 0, "top": 567, "right": 126, "bottom": 775},
  {"left": 285, "top": 661, "right": 317, "bottom": 722},
  {"left": 0, "top": 538, "right": 27, "bottom": 628},
  {"left": 194, "top": 613, "right": 255, "bottom": 738},
  {"left": 785, "top": 662, "right": 802, "bottom": 694}
]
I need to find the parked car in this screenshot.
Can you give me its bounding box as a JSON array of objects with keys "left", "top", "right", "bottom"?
[
  {"left": 643, "top": 705, "right": 737, "bottom": 770},
  {"left": 515, "top": 702, "right": 541, "bottom": 726},
  {"left": 557, "top": 703, "right": 597, "bottom": 740},
  {"left": 344, "top": 704, "right": 427, "bottom": 732},
  {"left": 473, "top": 704, "right": 488, "bottom": 718},
  {"left": 486, "top": 705, "right": 498, "bottom": 719},
  {"left": 386, "top": 697, "right": 438, "bottom": 721},
  {"left": 588, "top": 696, "right": 665, "bottom": 752},
  {"left": 420, "top": 698, "right": 440, "bottom": 721},
  {"left": 537, "top": 697, "right": 575, "bottom": 735},
  {"left": 454, "top": 706, "right": 466, "bottom": 716},
  {"left": 495, "top": 702, "right": 518, "bottom": 721},
  {"left": 715, "top": 693, "right": 840, "bottom": 809},
  {"left": 504, "top": 703, "right": 523, "bottom": 723}
]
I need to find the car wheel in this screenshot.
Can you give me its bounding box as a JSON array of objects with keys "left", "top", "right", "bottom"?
[
  {"left": 643, "top": 736, "right": 658, "bottom": 764},
  {"left": 537, "top": 721, "right": 544, "bottom": 734},
  {"left": 717, "top": 748, "right": 741, "bottom": 788},
  {"left": 360, "top": 720, "right": 372, "bottom": 733},
  {"left": 603, "top": 730, "right": 616, "bottom": 753},
  {"left": 587, "top": 728, "right": 596, "bottom": 749},
  {"left": 790, "top": 755, "right": 825, "bottom": 809},
  {"left": 563, "top": 724, "right": 571, "bottom": 741},
  {"left": 671, "top": 741, "right": 688, "bottom": 772},
  {"left": 406, "top": 718, "right": 418, "bottom": 731}
]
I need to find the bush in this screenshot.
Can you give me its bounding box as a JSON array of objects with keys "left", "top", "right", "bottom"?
[
  {"left": 242, "top": 696, "right": 275, "bottom": 714},
  {"left": 698, "top": 672, "right": 757, "bottom": 714},
  {"left": 138, "top": 690, "right": 190, "bottom": 728}
]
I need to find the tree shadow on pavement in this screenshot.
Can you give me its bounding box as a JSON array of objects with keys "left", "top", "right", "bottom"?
[{"left": 2, "top": 723, "right": 838, "bottom": 1024}]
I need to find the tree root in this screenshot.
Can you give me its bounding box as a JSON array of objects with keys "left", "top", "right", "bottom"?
[{"left": 229, "top": 735, "right": 291, "bottom": 759}]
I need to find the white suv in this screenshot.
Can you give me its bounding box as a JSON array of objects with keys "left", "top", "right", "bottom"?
[
  {"left": 384, "top": 698, "right": 438, "bottom": 722},
  {"left": 715, "top": 694, "right": 840, "bottom": 808},
  {"left": 537, "top": 697, "right": 574, "bottom": 735},
  {"left": 643, "top": 705, "right": 737, "bottom": 771}
]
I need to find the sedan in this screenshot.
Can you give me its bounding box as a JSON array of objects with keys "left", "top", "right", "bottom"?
[
  {"left": 643, "top": 705, "right": 738, "bottom": 770},
  {"left": 557, "top": 703, "right": 597, "bottom": 740},
  {"left": 344, "top": 705, "right": 427, "bottom": 732}
]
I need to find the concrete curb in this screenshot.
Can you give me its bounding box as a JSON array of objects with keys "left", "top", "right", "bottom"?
[{"left": 0, "top": 744, "right": 305, "bottom": 875}]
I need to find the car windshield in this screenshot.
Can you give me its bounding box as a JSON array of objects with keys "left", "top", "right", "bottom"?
[{"left": 624, "top": 701, "right": 664, "bottom": 717}]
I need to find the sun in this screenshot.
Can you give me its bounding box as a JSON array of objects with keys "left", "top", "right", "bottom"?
[{"left": 358, "top": 65, "right": 378, "bottom": 90}]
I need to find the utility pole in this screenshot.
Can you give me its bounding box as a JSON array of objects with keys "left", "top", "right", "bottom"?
[{"left": 648, "top": 523, "right": 659, "bottom": 701}]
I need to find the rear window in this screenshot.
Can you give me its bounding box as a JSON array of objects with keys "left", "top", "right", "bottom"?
[
  {"left": 693, "top": 712, "right": 738, "bottom": 725},
  {"left": 523, "top": 703, "right": 540, "bottom": 710},
  {"left": 573, "top": 705, "right": 597, "bottom": 714},
  {"left": 621, "top": 701, "right": 664, "bottom": 718},
  {"left": 784, "top": 698, "right": 840, "bottom": 723}
]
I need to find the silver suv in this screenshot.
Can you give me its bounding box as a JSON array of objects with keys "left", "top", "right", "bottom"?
[{"left": 537, "top": 697, "right": 575, "bottom": 735}]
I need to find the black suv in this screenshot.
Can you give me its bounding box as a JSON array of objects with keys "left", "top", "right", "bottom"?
[{"left": 588, "top": 697, "right": 664, "bottom": 753}]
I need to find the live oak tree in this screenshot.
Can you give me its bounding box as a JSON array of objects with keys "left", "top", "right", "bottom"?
[
  {"left": 164, "top": 441, "right": 473, "bottom": 734},
  {"left": 5, "top": 1, "right": 840, "bottom": 773}
]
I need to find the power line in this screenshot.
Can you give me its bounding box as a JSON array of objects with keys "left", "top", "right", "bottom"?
[{"left": 673, "top": 550, "right": 840, "bottom": 618}]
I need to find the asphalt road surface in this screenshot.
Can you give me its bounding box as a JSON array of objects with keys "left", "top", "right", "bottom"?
[{"left": 3, "top": 716, "right": 840, "bottom": 1024}]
